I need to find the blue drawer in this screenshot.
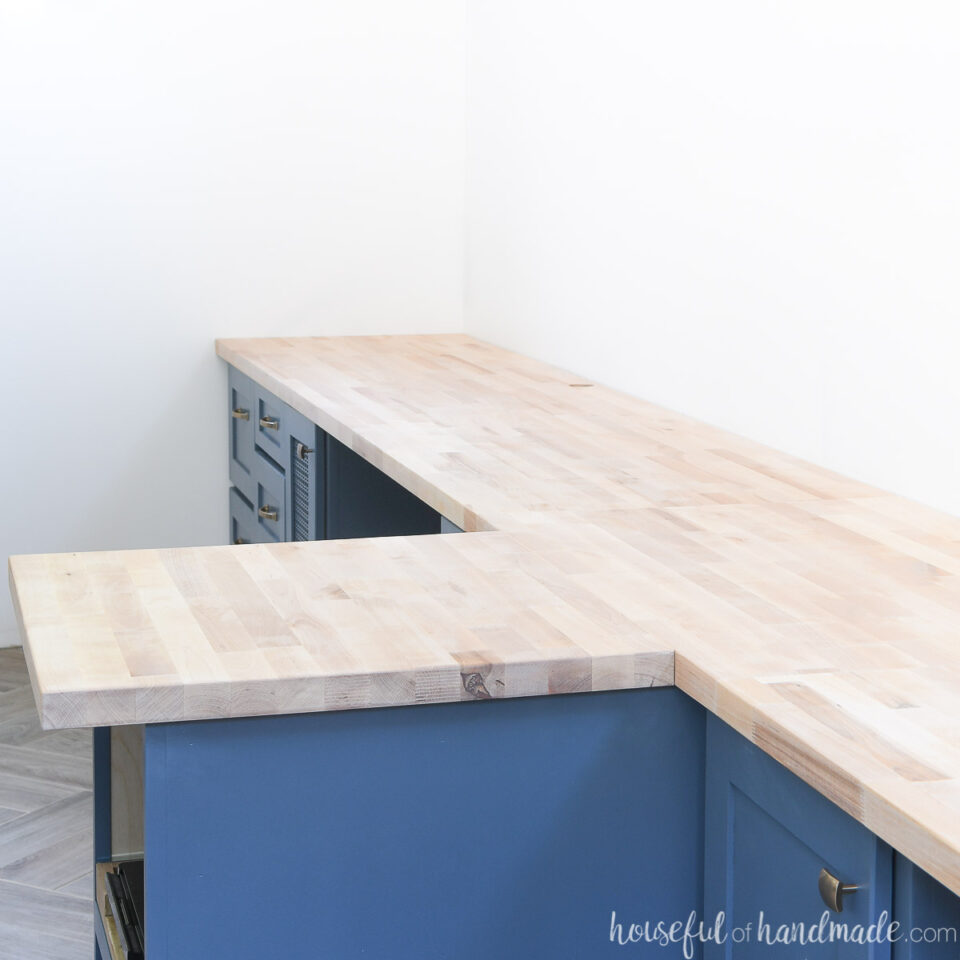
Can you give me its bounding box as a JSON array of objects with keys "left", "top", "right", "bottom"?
[
  {"left": 229, "top": 487, "right": 263, "bottom": 545},
  {"left": 251, "top": 451, "right": 286, "bottom": 544},
  {"left": 254, "top": 385, "right": 290, "bottom": 463}
]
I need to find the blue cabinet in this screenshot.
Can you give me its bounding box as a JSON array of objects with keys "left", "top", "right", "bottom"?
[
  {"left": 250, "top": 448, "right": 286, "bottom": 544},
  {"left": 227, "top": 365, "right": 440, "bottom": 545},
  {"left": 704, "top": 717, "right": 960, "bottom": 959},
  {"left": 213, "top": 363, "right": 960, "bottom": 960},
  {"left": 892, "top": 857, "right": 960, "bottom": 959},
  {"left": 93, "top": 639, "right": 960, "bottom": 960},
  {"left": 705, "top": 714, "right": 894, "bottom": 959},
  {"left": 144, "top": 689, "right": 706, "bottom": 960},
  {"left": 229, "top": 369, "right": 322, "bottom": 543},
  {"left": 228, "top": 367, "right": 257, "bottom": 507}
]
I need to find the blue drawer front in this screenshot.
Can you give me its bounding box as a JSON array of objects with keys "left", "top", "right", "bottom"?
[
  {"left": 229, "top": 487, "right": 263, "bottom": 545},
  {"left": 251, "top": 451, "right": 285, "bottom": 544},
  {"left": 254, "top": 384, "right": 288, "bottom": 461}
]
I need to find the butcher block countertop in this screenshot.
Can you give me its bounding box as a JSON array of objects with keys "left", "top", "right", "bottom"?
[{"left": 10, "top": 334, "right": 960, "bottom": 895}]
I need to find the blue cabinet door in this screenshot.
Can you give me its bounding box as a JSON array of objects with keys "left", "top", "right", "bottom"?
[
  {"left": 228, "top": 368, "right": 258, "bottom": 506},
  {"left": 705, "top": 715, "right": 893, "bottom": 959},
  {"left": 892, "top": 856, "right": 960, "bottom": 959}
]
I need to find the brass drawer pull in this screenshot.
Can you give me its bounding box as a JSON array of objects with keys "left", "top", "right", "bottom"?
[
  {"left": 234, "top": 537, "right": 248, "bottom": 544},
  {"left": 258, "top": 506, "right": 279, "bottom": 521},
  {"left": 259, "top": 416, "right": 280, "bottom": 431},
  {"left": 818, "top": 868, "right": 859, "bottom": 913},
  {"left": 232, "top": 408, "right": 249, "bottom": 421},
  {"left": 296, "top": 442, "right": 313, "bottom": 460}
]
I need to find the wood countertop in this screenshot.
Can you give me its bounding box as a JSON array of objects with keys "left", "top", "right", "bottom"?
[{"left": 9, "top": 334, "right": 960, "bottom": 895}]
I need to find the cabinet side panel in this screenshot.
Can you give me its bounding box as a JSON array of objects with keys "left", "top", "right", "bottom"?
[
  {"left": 110, "top": 724, "right": 144, "bottom": 859},
  {"left": 893, "top": 856, "right": 960, "bottom": 959},
  {"left": 143, "top": 689, "right": 705, "bottom": 960},
  {"left": 93, "top": 727, "right": 111, "bottom": 864},
  {"left": 144, "top": 724, "right": 170, "bottom": 960}
]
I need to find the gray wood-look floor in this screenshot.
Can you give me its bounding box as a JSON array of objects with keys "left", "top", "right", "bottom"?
[{"left": 0, "top": 648, "right": 92, "bottom": 960}]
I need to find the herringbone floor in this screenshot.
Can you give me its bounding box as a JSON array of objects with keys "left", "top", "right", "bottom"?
[{"left": 0, "top": 648, "right": 92, "bottom": 960}]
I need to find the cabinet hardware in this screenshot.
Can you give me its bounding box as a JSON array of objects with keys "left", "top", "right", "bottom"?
[
  {"left": 818, "top": 868, "right": 859, "bottom": 912},
  {"left": 259, "top": 416, "right": 280, "bottom": 430},
  {"left": 233, "top": 537, "right": 248, "bottom": 545},
  {"left": 296, "top": 442, "right": 313, "bottom": 460},
  {"left": 258, "top": 506, "right": 279, "bottom": 521},
  {"left": 232, "top": 408, "right": 249, "bottom": 421}
]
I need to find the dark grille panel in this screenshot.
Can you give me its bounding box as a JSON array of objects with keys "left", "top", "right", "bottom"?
[{"left": 292, "top": 447, "right": 311, "bottom": 541}]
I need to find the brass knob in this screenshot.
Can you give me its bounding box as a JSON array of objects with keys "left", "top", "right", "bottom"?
[
  {"left": 259, "top": 415, "right": 280, "bottom": 430},
  {"left": 258, "top": 505, "right": 278, "bottom": 521},
  {"left": 232, "top": 408, "right": 249, "bottom": 420},
  {"left": 233, "top": 537, "right": 248, "bottom": 544},
  {"left": 818, "top": 868, "right": 859, "bottom": 913}
]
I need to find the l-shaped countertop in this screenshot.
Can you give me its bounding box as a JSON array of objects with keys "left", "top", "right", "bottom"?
[{"left": 9, "top": 335, "right": 960, "bottom": 894}]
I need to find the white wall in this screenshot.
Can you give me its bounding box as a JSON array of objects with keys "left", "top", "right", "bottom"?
[
  {"left": 5, "top": 1, "right": 960, "bottom": 648},
  {"left": 0, "top": 0, "right": 466, "bottom": 645},
  {"left": 466, "top": 1, "right": 960, "bottom": 514}
]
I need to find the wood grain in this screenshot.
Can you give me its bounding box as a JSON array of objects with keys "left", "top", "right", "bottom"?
[
  {"left": 110, "top": 725, "right": 143, "bottom": 860},
  {"left": 9, "top": 333, "right": 960, "bottom": 897},
  {"left": 95, "top": 862, "right": 125, "bottom": 960},
  {"left": 8, "top": 528, "right": 675, "bottom": 728}
]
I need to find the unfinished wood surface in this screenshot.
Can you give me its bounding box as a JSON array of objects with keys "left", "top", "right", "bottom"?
[
  {"left": 9, "top": 528, "right": 675, "bottom": 729},
  {"left": 9, "top": 333, "right": 960, "bottom": 897},
  {"left": 110, "top": 725, "right": 143, "bottom": 860},
  {"left": 95, "top": 863, "right": 124, "bottom": 960}
]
